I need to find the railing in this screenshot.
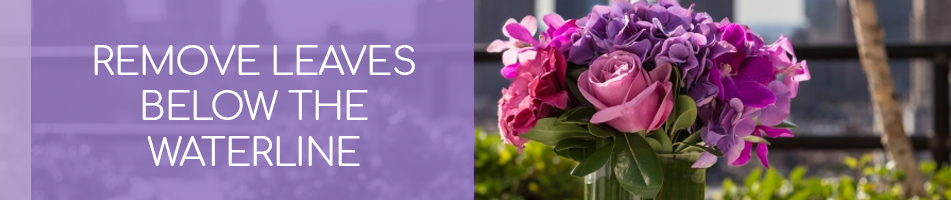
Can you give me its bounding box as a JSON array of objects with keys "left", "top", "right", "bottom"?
[{"left": 475, "top": 43, "right": 951, "bottom": 165}]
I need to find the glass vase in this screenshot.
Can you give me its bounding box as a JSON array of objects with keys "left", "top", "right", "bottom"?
[{"left": 584, "top": 153, "right": 706, "bottom": 200}]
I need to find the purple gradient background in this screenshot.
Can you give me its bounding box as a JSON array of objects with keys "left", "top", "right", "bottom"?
[{"left": 31, "top": 0, "right": 474, "bottom": 199}]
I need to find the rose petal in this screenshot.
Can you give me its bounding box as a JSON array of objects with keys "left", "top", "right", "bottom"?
[
  {"left": 577, "top": 71, "right": 610, "bottom": 109},
  {"left": 611, "top": 82, "right": 667, "bottom": 132},
  {"left": 591, "top": 104, "right": 625, "bottom": 125},
  {"left": 650, "top": 63, "right": 673, "bottom": 83}
]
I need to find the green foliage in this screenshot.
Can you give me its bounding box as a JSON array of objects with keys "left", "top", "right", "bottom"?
[
  {"left": 519, "top": 118, "right": 594, "bottom": 146},
  {"left": 475, "top": 128, "right": 584, "bottom": 200},
  {"left": 614, "top": 132, "right": 665, "bottom": 197},
  {"left": 716, "top": 154, "right": 951, "bottom": 200}
]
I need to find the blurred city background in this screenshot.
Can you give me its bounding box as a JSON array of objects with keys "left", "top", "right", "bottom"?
[{"left": 474, "top": 0, "right": 951, "bottom": 199}]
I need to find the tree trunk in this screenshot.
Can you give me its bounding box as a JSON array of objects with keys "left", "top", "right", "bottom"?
[{"left": 848, "top": 0, "right": 928, "bottom": 197}]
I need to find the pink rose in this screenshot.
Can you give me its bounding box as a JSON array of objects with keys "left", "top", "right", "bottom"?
[
  {"left": 497, "top": 46, "right": 569, "bottom": 151},
  {"left": 578, "top": 51, "right": 675, "bottom": 133}
]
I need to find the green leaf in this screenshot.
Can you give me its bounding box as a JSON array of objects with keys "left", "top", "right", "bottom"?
[
  {"left": 558, "top": 105, "right": 596, "bottom": 124},
  {"left": 920, "top": 161, "right": 938, "bottom": 174},
  {"left": 671, "top": 95, "right": 698, "bottom": 132},
  {"left": 674, "top": 142, "right": 724, "bottom": 156},
  {"left": 774, "top": 120, "right": 798, "bottom": 129},
  {"left": 570, "top": 142, "right": 615, "bottom": 177},
  {"left": 645, "top": 137, "right": 664, "bottom": 153},
  {"left": 613, "top": 133, "right": 664, "bottom": 197},
  {"left": 565, "top": 68, "right": 589, "bottom": 105},
  {"left": 647, "top": 128, "right": 673, "bottom": 153},
  {"left": 553, "top": 138, "right": 596, "bottom": 152},
  {"left": 555, "top": 146, "right": 595, "bottom": 162},
  {"left": 789, "top": 166, "right": 807, "bottom": 183},
  {"left": 844, "top": 156, "right": 858, "bottom": 169},
  {"left": 675, "top": 133, "right": 701, "bottom": 153},
  {"left": 758, "top": 168, "right": 784, "bottom": 200},
  {"left": 744, "top": 168, "right": 763, "bottom": 189},
  {"left": 520, "top": 118, "right": 594, "bottom": 146},
  {"left": 587, "top": 123, "right": 618, "bottom": 138},
  {"left": 743, "top": 135, "right": 771, "bottom": 145},
  {"left": 859, "top": 154, "right": 872, "bottom": 167}
]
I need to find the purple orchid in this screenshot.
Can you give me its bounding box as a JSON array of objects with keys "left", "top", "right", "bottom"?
[
  {"left": 692, "top": 98, "right": 758, "bottom": 168},
  {"left": 710, "top": 23, "right": 777, "bottom": 108},
  {"left": 732, "top": 125, "right": 793, "bottom": 167},
  {"left": 540, "top": 14, "right": 580, "bottom": 52}
]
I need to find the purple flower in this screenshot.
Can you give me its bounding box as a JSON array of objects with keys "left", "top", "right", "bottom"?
[
  {"left": 487, "top": 14, "right": 579, "bottom": 79},
  {"left": 767, "top": 35, "right": 811, "bottom": 99},
  {"left": 695, "top": 28, "right": 811, "bottom": 168},
  {"left": 710, "top": 23, "right": 776, "bottom": 108},
  {"left": 692, "top": 98, "right": 757, "bottom": 168},
  {"left": 540, "top": 14, "right": 580, "bottom": 51},
  {"left": 732, "top": 81, "right": 795, "bottom": 167},
  {"left": 733, "top": 125, "right": 793, "bottom": 167},
  {"left": 487, "top": 16, "right": 539, "bottom": 79},
  {"left": 641, "top": 0, "right": 694, "bottom": 41},
  {"left": 569, "top": 1, "right": 657, "bottom": 65},
  {"left": 652, "top": 32, "right": 703, "bottom": 73}
]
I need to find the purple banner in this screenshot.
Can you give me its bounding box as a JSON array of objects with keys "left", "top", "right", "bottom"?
[{"left": 31, "top": 0, "right": 474, "bottom": 199}]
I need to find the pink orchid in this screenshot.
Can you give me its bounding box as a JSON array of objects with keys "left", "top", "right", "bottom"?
[
  {"left": 766, "top": 35, "right": 811, "bottom": 98},
  {"left": 487, "top": 16, "right": 539, "bottom": 79}
]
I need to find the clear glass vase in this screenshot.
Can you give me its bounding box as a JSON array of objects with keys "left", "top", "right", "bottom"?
[{"left": 584, "top": 153, "right": 706, "bottom": 200}]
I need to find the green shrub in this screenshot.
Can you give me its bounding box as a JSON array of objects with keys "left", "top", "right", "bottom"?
[
  {"left": 475, "top": 128, "right": 584, "bottom": 200},
  {"left": 717, "top": 154, "right": 951, "bottom": 200}
]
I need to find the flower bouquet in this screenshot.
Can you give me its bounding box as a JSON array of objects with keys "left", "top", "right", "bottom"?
[{"left": 488, "top": 0, "right": 811, "bottom": 199}]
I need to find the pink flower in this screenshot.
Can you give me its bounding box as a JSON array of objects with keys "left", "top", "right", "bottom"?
[
  {"left": 487, "top": 16, "right": 539, "bottom": 79},
  {"left": 497, "top": 46, "right": 569, "bottom": 151},
  {"left": 732, "top": 125, "right": 793, "bottom": 168},
  {"left": 578, "top": 50, "right": 675, "bottom": 133},
  {"left": 497, "top": 73, "right": 547, "bottom": 151},
  {"left": 525, "top": 47, "right": 569, "bottom": 109},
  {"left": 766, "top": 35, "right": 811, "bottom": 99}
]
